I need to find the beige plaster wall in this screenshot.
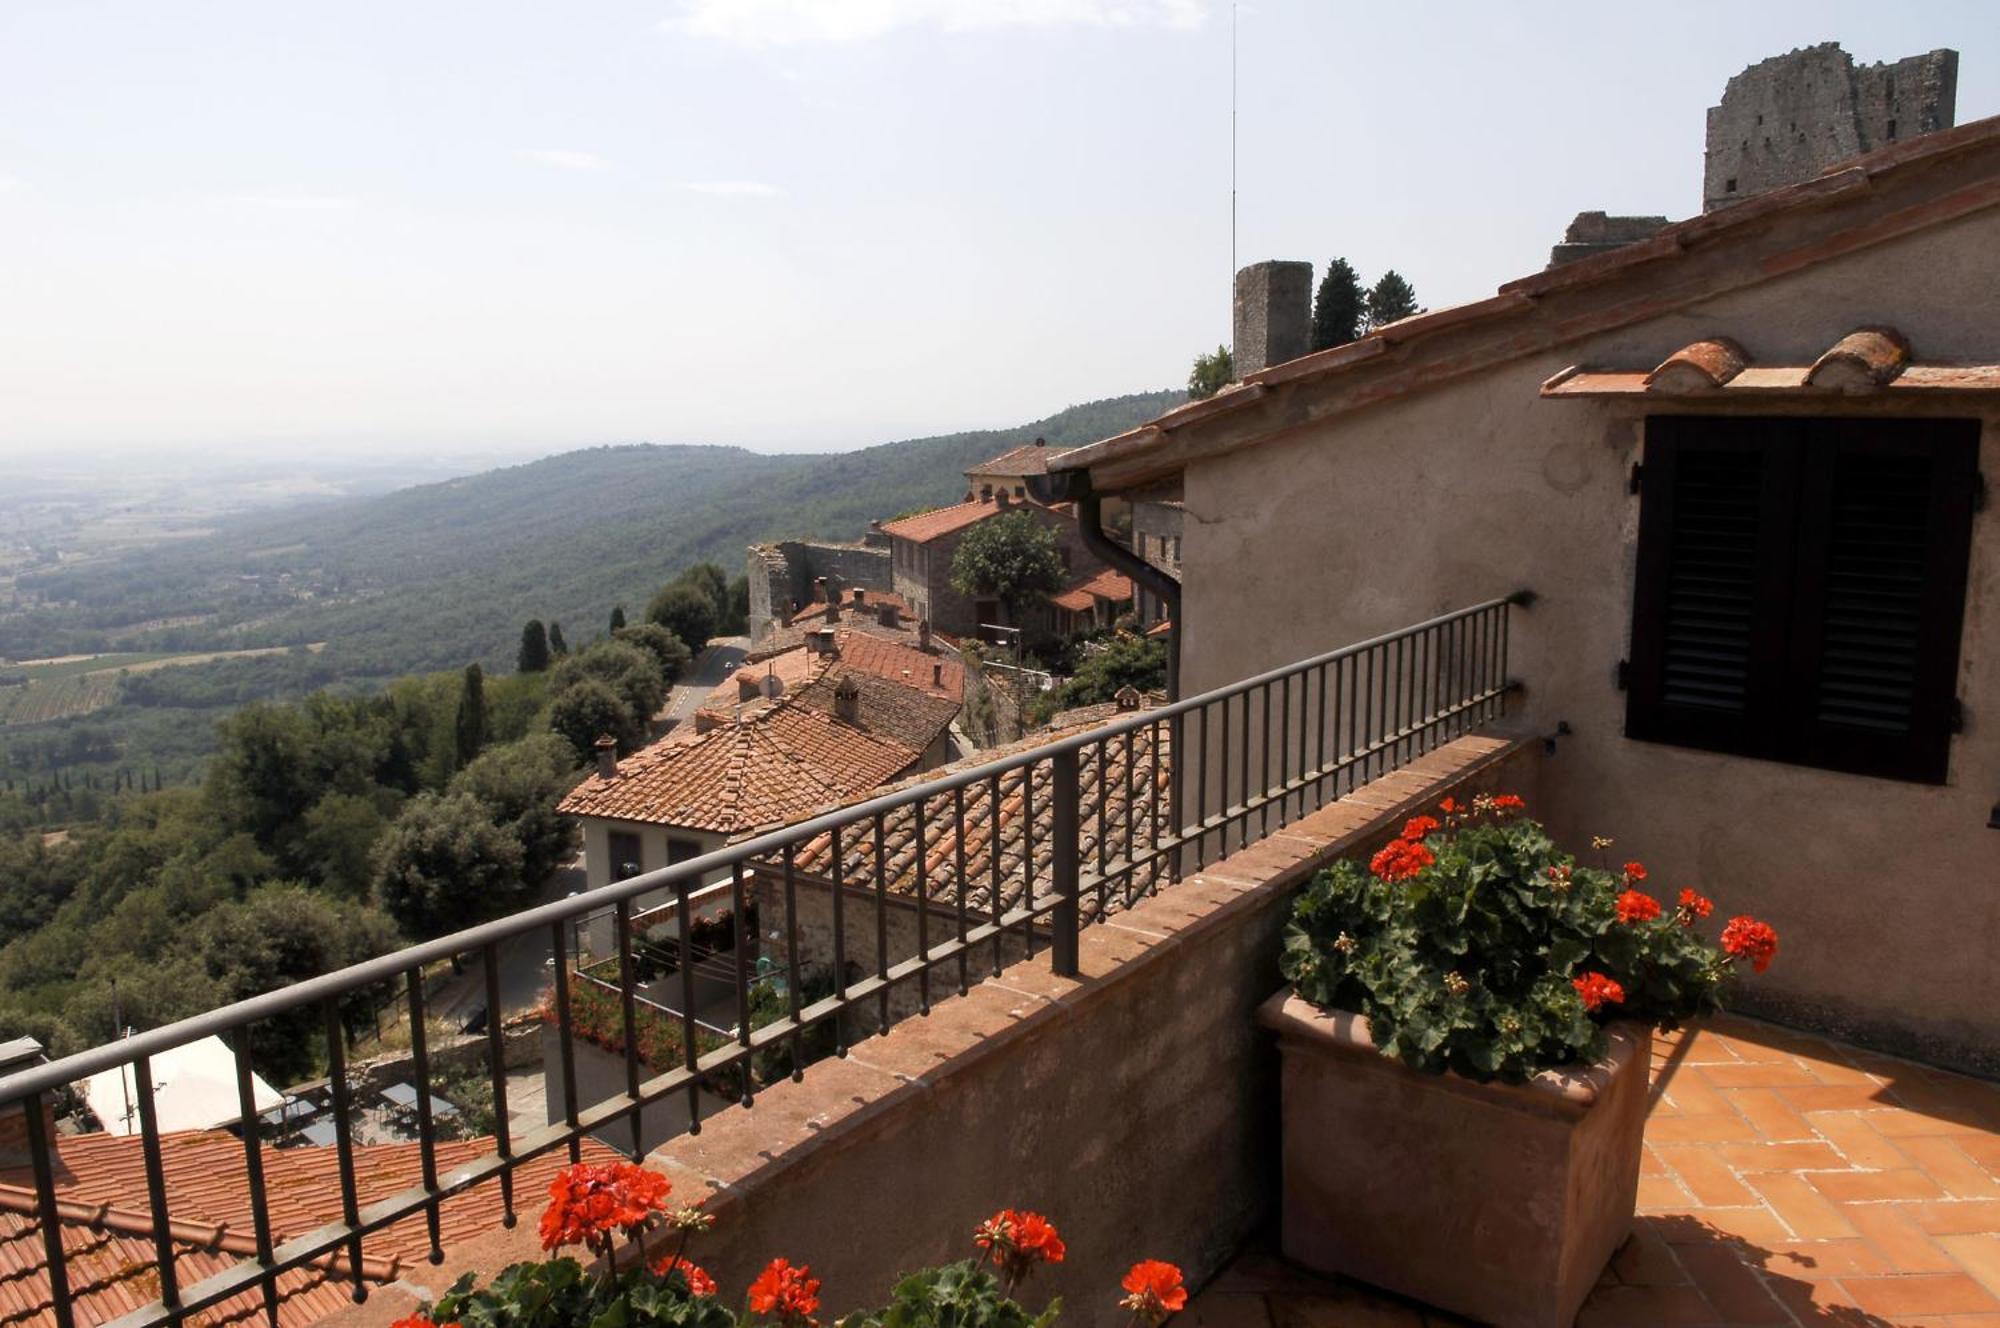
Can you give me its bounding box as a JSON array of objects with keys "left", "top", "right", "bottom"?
[{"left": 1177, "top": 208, "right": 2000, "bottom": 1071}]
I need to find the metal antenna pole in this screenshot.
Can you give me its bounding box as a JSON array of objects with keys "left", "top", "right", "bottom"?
[{"left": 1230, "top": 0, "right": 1238, "bottom": 349}]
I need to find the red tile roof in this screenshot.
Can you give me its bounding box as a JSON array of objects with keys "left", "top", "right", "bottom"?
[
  {"left": 1051, "top": 114, "right": 2000, "bottom": 489},
  {"left": 967, "top": 440, "right": 1067, "bottom": 479},
  {"left": 1540, "top": 325, "right": 2000, "bottom": 399},
  {"left": 0, "top": 1130, "right": 619, "bottom": 1328},
  {"left": 746, "top": 609, "right": 953, "bottom": 665},
  {"left": 1049, "top": 569, "right": 1134, "bottom": 612},
  {"left": 878, "top": 498, "right": 1070, "bottom": 545},
  {"left": 558, "top": 698, "right": 920, "bottom": 834}
]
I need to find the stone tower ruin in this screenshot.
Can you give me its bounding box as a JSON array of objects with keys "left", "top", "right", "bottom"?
[{"left": 1703, "top": 44, "right": 1957, "bottom": 212}]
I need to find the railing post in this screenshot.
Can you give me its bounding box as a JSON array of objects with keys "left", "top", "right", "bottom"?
[{"left": 1050, "top": 748, "right": 1081, "bottom": 978}]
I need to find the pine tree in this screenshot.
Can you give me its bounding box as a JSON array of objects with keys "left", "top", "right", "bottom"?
[
  {"left": 608, "top": 605, "right": 627, "bottom": 634},
  {"left": 1366, "top": 270, "right": 1419, "bottom": 329},
  {"left": 454, "top": 664, "right": 487, "bottom": 769},
  {"left": 1311, "top": 258, "right": 1366, "bottom": 351},
  {"left": 1187, "top": 345, "right": 1234, "bottom": 400},
  {"left": 548, "top": 621, "right": 569, "bottom": 657},
  {"left": 517, "top": 620, "right": 551, "bottom": 674}
]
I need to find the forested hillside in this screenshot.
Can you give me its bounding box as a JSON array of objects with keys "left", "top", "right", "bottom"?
[{"left": 6, "top": 391, "right": 1181, "bottom": 678}]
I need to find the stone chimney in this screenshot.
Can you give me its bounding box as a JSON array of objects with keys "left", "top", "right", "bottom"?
[
  {"left": 1547, "top": 211, "right": 1670, "bottom": 268},
  {"left": 778, "top": 601, "right": 793, "bottom": 629},
  {"left": 593, "top": 735, "right": 619, "bottom": 779},
  {"left": 932, "top": 662, "right": 944, "bottom": 689},
  {"left": 737, "top": 671, "right": 762, "bottom": 702},
  {"left": 1232, "top": 261, "right": 1314, "bottom": 377},
  {"left": 0, "top": 1038, "right": 53, "bottom": 1168},
  {"left": 694, "top": 710, "right": 722, "bottom": 736},
  {"left": 918, "top": 619, "right": 932, "bottom": 650},
  {"left": 825, "top": 593, "right": 841, "bottom": 623},
  {"left": 851, "top": 587, "right": 866, "bottom": 606},
  {"left": 877, "top": 602, "right": 900, "bottom": 629},
  {"left": 832, "top": 675, "right": 862, "bottom": 723},
  {"left": 810, "top": 628, "right": 839, "bottom": 657}
]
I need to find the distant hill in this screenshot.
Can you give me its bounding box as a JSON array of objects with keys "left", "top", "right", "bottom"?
[{"left": 8, "top": 391, "right": 1183, "bottom": 679}]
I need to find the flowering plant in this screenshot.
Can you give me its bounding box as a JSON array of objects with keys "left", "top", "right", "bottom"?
[{"left": 1281, "top": 794, "right": 1777, "bottom": 1082}]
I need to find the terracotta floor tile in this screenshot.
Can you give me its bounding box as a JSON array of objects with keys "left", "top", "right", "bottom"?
[
  {"left": 1698, "top": 1060, "right": 1828, "bottom": 1091},
  {"left": 1912, "top": 1201, "right": 2000, "bottom": 1237},
  {"left": 1655, "top": 1145, "right": 1759, "bottom": 1207},
  {"left": 1899, "top": 1137, "right": 2000, "bottom": 1200},
  {"left": 1647, "top": 1113, "right": 1766, "bottom": 1144},
  {"left": 1808, "top": 1110, "right": 1914, "bottom": 1171},
  {"left": 1763, "top": 1274, "right": 1866, "bottom": 1321},
  {"left": 1575, "top": 1282, "right": 1717, "bottom": 1326},
  {"left": 1749, "top": 1173, "right": 1860, "bottom": 1239},
  {"left": 1810, "top": 1168, "right": 1950, "bottom": 1204},
  {"left": 1713, "top": 1142, "right": 1849, "bottom": 1173},
  {"left": 1659, "top": 1068, "right": 1739, "bottom": 1116},
  {"left": 1959, "top": 1135, "right": 2000, "bottom": 1179},
  {"left": 1841, "top": 1272, "right": 2000, "bottom": 1317},
  {"left": 1843, "top": 1204, "right": 1967, "bottom": 1274},
  {"left": 1638, "top": 1145, "right": 1668, "bottom": 1177},
  {"left": 1938, "top": 1233, "right": 2000, "bottom": 1300},
  {"left": 1671, "top": 1242, "right": 1789, "bottom": 1323},
  {"left": 1652, "top": 1207, "right": 1795, "bottom": 1248},
  {"left": 1778, "top": 1083, "right": 1902, "bottom": 1113},
  {"left": 1638, "top": 1173, "right": 1698, "bottom": 1210},
  {"left": 1610, "top": 1224, "right": 1689, "bottom": 1286},
  {"left": 1757, "top": 1237, "right": 1894, "bottom": 1280},
  {"left": 1722, "top": 1088, "right": 1817, "bottom": 1142},
  {"left": 1869, "top": 1107, "right": 1994, "bottom": 1140}
]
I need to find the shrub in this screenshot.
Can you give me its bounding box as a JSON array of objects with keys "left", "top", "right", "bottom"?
[{"left": 1280, "top": 794, "right": 1776, "bottom": 1082}]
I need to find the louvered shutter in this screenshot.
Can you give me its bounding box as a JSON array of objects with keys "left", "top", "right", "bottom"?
[
  {"left": 1628, "top": 415, "right": 1977, "bottom": 784},
  {"left": 1626, "top": 417, "right": 1799, "bottom": 758},
  {"left": 1784, "top": 419, "right": 1978, "bottom": 782}
]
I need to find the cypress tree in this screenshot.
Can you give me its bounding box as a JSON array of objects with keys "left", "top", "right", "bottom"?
[
  {"left": 1365, "top": 270, "right": 1419, "bottom": 329},
  {"left": 454, "top": 663, "right": 488, "bottom": 769},
  {"left": 548, "top": 621, "right": 569, "bottom": 657},
  {"left": 1311, "top": 257, "right": 1367, "bottom": 351},
  {"left": 609, "top": 605, "right": 627, "bottom": 634},
  {"left": 517, "top": 620, "right": 551, "bottom": 674}
]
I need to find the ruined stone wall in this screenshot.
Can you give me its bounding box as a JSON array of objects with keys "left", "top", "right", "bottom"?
[
  {"left": 746, "top": 538, "right": 893, "bottom": 642},
  {"left": 1703, "top": 44, "right": 1957, "bottom": 212}
]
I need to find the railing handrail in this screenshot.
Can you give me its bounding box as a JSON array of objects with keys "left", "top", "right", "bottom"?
[{"left": 0, "top": 593, "right": 1522, "bottom": 1106}]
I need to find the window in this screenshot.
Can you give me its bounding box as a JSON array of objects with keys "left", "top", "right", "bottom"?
[
  {"left": 667, "top": 837, "right": 703, "bottom": 865},
  {"left": 1627, "top": 416, "right": 1978, "bottom": 783},
  {"left": 609, "top": 831, "right": 644, "bottom": 881}
]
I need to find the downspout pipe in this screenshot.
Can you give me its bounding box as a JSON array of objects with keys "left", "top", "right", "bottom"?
[{"left": 1031, "top": 469, "right": 1182, "bottom": 700}]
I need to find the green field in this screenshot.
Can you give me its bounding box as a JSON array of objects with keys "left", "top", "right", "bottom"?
[{"left": 0, "top": 648, "right": 320, "bottom": 727}]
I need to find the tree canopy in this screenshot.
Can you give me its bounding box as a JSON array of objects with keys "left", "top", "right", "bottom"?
[
  {"left": 1188, "top": 345, "right": 1234, "bottom": 401},
  {"left": 517, "top": 620, "right": 551, "bottom": 674},
  {"left": 371, "top": 790, "right": 526, "bottom": 939},
  {"left": 949, "top": 512, "right": 1066, "bottom": 623},
  {"left": 1311, "top": 258, "right": 1366, "bottom": 351},
  {"left": 646, "top": 583, "right": 717, "bottom": 655},
  {"left": 1366, "top": 271, "right": 1420, "bottom": 328}
]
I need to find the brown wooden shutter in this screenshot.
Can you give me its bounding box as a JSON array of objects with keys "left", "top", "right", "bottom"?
[{"left": 1784, "top": 419, "right": 1978, "bottom": 782}]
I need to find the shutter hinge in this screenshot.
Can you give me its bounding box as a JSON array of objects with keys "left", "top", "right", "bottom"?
[
  {"left": 1949, "top": 698, "right": 1966, "bottom": 735},
  {"left": 1628, "top": 463, "right": 1644, "bottom": 495},
  {"left": 1615, "top": 659, "right": 1630, "bottom": 691}
]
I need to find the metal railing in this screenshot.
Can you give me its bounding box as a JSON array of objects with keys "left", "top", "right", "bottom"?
[{"left": 0, "top": 597, "right": 1524, "bottom": 1328}]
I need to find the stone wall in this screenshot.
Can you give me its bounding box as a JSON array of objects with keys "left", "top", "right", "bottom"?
[
  {"left": 1231, "top": 261, "right": 1313, "bottom": 377},
  {"left": 1703, "top": 44, "right": 1957, "bottom": 212},
  {"left": 893, "top": 503, "right": 1104, "bottom": 641},
  {"left": 747, "top": 537, "right": 894, "bottom": 642}
]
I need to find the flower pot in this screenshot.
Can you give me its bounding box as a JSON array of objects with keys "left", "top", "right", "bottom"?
[{"left": 1257, "top": 991, "right": 1649, "bottom": 1328}]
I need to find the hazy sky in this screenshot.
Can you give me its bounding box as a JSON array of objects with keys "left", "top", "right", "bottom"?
[{"left": 1, "top": 2, "right": 1992, "bottom": 464}]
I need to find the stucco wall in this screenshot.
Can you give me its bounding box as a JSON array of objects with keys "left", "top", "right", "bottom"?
[{"left": 1175, "top": 208, "right": 2000, "bottom": 1072}]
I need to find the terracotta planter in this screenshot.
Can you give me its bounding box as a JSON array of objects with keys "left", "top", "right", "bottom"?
[{"left": 1258, "top": 991, "right": 1649, "bottom": 1328}]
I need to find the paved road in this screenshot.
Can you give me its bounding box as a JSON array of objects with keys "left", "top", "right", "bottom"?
[{"left": 659, "top": 636, "right": 748, "bottom": 728}]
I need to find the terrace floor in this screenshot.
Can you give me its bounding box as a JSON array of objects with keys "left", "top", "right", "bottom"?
[{"left": 1187, "top": 1015, "right": 2000, "bottom": 1327}]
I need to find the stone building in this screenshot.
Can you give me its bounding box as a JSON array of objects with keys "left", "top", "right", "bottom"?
[
  {"left": 1704, "top": 43, "right": 1957, "bottom": 211},
  {"left": 1130, "top": 499, "right": 1183, "bottom": 629},
  {"left": 879, "top": 492, "right": 1105, "bottom": 642},
  {"left": 1049, "top": 114, "right": 2000, "bottom": 1073},
  {"left": 746, "top": 535, "right": 893, "bottom": 642}
]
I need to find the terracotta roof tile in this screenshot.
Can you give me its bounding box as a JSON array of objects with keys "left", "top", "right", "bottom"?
[
  {"left": 765, "top": 714, "right": 1172, "bottom": 918},
  {"left": 878, "top": 499, "right": 1007, "bottom": 544},
  {"left": 1050, "top": 569, "right": 1134, "bottom": 612},
  {"left": 746, "top": 613, "right": 954, "bottom": 665},
  {"left": 559, "top": 699, "right": 919, "bottom": 834},
  {"left": 0, "top": 1130, "right": 621, "bottom": 1328},
  {"left": 1542, "top": 325, "right": 2000, "bottom": 399},
  {"left": 790, "top": 668, "right": 960, "bottom": 753},
  {"left": 967, "top": 441, "right": 1067, "bottom": 479}
]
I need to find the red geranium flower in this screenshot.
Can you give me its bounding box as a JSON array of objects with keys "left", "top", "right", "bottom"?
[
  {"left": 1120, "top": 1260, "right": 1188, "bottom": 1324},
  {"left": 1369, "top": 838, "right": 1435, "bottom": 883},
  {"left": 390, "top": 1318, "right": 461, "bottom": 1328},
  {"left": 1615, "top": 889, "right": 1662, "bottom": 925},
  {"left": 1490, "top": 794, "right": 1526, "bottom": 811},
  {"left": 537, "top": 1161, "right": 673, "bottom": 1253},
  {"left": 652, "top": 1254, "right": 718, "bottom": 1298},
  {"left": 749, "top": 1258, "right": 821, "bottom": 1325},
  {"left": 976, "top": 1208, "right": 1065, "bottom": 1288},
  {"left": 1572, "top": 971, "right": 1626, "bottom": 1012},
  {"left": 1623, "top": 861, "right": 1647, "bottom": 883},
  {"left": 1677, "top": 889, "right": 1714, "bottom": 922},
  {"left": 1400, "top": 814, "right": 1440, "bottom": 842},
  {"left": 1438, "top": 797, "right": 1460, "bottom": 815},
  {"left": 1721, "top": 916, "right": 1779, "bottom": 973}
]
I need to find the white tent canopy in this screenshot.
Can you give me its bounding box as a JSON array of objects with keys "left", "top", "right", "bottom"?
[{"left": 81, "top": 1034, "right": 283, "bottom": 1136}]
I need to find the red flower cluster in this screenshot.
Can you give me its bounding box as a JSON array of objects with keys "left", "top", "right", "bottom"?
[
  {"left": 390, "top": 1318, "right": 461, "bottom": 1328},
  {"left": 1490, "top": 794, "right": 1526, "bottom": 811},
  {"left": 1370, "top": 837, "right": 1435, "bottom": 883},
  {"left": 651, "top": 1254, "right": 718, "bottom": 1298},
  {"left": 538, "top": 1161, "right": 673, "bottom": 1253},
  {"left": 749, "top": 1258, "right": 821, "bottom": 1325},
  {"left": 1400, "top": 814, "right": 1440, "bottom": 841},
  {"left": 1615, "top": 889, "right": 1661, "bottom": 925},
  {"left": 976, "top": 1208, "right": 1066, "bottom": 1289},
  {"left": 1721, "top": 916, "right": 1780, "bottom": 973},
  {"left": 1120, "top": 1260, "right": 1188, "bottom": 1324},
  {"left": 1677, "top": 889, "right": 1714, "bottom": 922},
  {"left": 1437, "top": 797, "right": 1461, "bottom": 816},
  {"left": 1623, "top": 861, "right": 1648, "bottom": 883},
  {"left": 1572, "top": 972, "right": 1626, "bottom": 1012}
]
